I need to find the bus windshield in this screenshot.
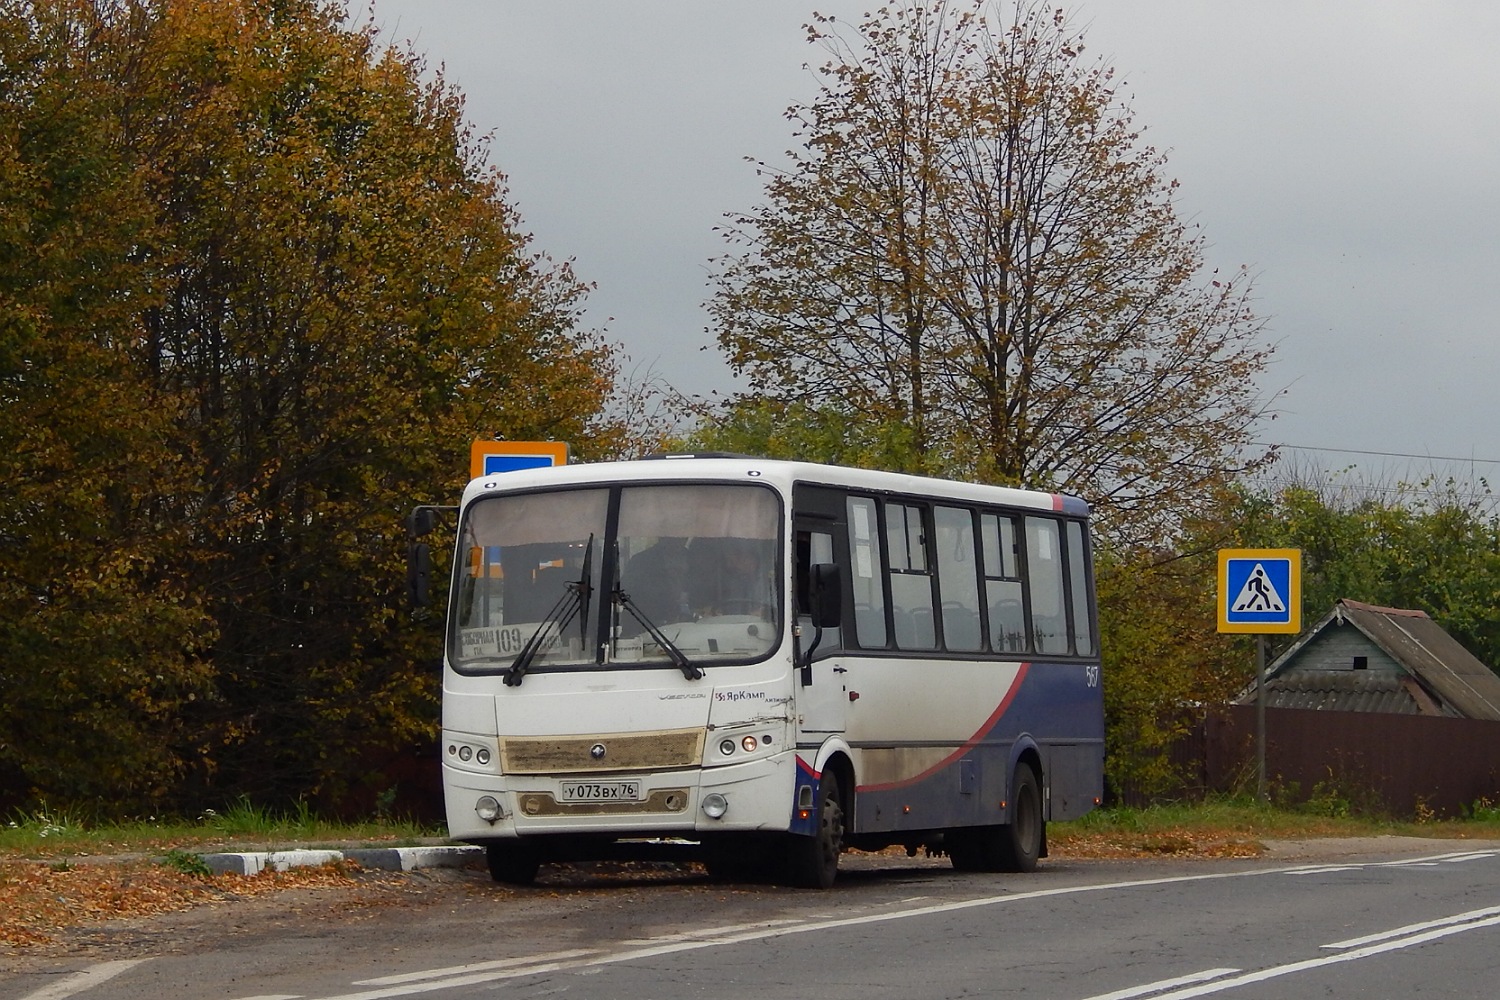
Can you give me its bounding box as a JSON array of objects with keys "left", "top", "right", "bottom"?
[{"left": 450, "top": 482, "right": 782, "bottom": 674}]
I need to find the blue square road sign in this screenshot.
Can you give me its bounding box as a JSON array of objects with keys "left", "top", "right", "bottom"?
[{"left": 1217, "top": 548, "right": 1301, "bottom": 634}]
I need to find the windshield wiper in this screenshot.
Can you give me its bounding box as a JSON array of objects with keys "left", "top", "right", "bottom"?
[
  {"left": 614, "top": 588, "right": 702, "bottom": 680},
  {"left": 505, "top": 535, "right": 594, "bottom": 688}
]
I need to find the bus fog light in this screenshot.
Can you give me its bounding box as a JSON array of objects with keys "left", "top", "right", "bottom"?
[
  {"left": 701, "top": 793, "right": 729, "bottom": 819},
  {"left": 475, "top": 795, "right": 504, "bottom": 824},
  {"left": 719, "top": 739, "right": 736, "bottom": 756},
  {"left": 741, "top": 736, "right": 758, "bottom": 753}
]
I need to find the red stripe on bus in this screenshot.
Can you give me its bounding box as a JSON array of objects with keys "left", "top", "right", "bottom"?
[{"left": 855, "top": 662, "right": 1031, "bottom": 793}]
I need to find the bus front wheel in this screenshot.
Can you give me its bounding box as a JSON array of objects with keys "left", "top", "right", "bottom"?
[
  {"left": 486, "top": 842, "right": 541, "bottom": 886},
  {"left": 786, "top": 770, "right": 844, "bottom": 889}
]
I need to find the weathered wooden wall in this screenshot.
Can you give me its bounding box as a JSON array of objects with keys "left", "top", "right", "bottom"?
[{"left": 1129, "top": 707, "right": 1500, "bottom": 818}]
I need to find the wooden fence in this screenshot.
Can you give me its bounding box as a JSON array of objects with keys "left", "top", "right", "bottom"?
[{"left": 1128, "top": 706, "right": 1500, "bottom": 819}]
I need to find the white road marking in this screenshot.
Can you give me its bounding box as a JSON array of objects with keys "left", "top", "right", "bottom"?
[
  {"left": 1321, "top": 903, "right": 1500, "bottom": 950},
  {"left": 275, "top": 848, "right": 1499, "bottom": 1000},
  {"left": 16, "top": 961, "right": 149, "bottom": 1000},
  {"left": 617, "top": 916, "right": 805, "bottom": 945},
  {"left": 1113, "top": 913, "right": 1500, "bottom": 1000},
  {"left": 1283, "top": 849, "right": 1498, "bottom": 877},
  {"left": 1079, "top": 967, "right": 1241, "bottom": 1000},
  {"left": 351, "top": 949, "right": 602, "bottom": 986}
]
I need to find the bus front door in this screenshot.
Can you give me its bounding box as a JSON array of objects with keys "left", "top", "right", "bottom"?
[
  {"left": 796, "top": 525, "right": 846, "bottom": 734},
  {"left": 797, "top": 653, "right": 847, "bottom": 733}
]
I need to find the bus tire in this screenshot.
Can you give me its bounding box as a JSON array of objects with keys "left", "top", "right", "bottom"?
[
  {"left": 786, "top": 770, "right": 844, "bottom": 889},
  {"left": 486, "top": 842, "right": 541, "bottom": 885},
  {"left": 998, "top": 764, "right": 1043, "bottom": 873},
  {"left": 948, "top": 764, "right": 1044, "bottom": 873}
]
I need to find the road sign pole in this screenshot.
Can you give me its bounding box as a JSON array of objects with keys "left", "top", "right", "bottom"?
[
  {"left": 1216, "top": 548, "right": 1301, "bottom": 805},
  {"left": 1256, "top": 634, "right": 1266, "bottom": 801}
]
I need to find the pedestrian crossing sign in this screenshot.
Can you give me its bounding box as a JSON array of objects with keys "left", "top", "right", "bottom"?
[{"left": 1217, "top": 548, "right": 1301, "bottom": 634}]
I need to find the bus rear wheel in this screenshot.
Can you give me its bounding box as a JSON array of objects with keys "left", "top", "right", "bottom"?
[
  {"left": 998, "top": 764, "right": 1043, "bottom": 872},
  {"left": 948, "top": 764, "right": 1043, "bottom": 874},
  {"left": 486, "top": 842, "right": 541, "bottom": 885}
]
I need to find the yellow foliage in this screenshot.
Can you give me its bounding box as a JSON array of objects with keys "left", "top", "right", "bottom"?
[{"left": 1, "top": 0, "right": 617, "bottom": 811}]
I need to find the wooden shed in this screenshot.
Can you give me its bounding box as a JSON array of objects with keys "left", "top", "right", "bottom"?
[{"left": 1238, "top": 598, "right": 1500, "bottom": 720}]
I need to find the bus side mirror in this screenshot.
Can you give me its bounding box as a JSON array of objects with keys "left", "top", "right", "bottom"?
[
  {"left": 407, "top": 507, "right": 437, "bottom": 537},
  {"left": 810, "top": 562, "right": 842, "bottom": 629},
  {"left": 408, "top": 542, "right": 431, "bottom": 608}
]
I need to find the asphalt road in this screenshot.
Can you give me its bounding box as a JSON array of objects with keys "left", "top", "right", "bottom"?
[{"left": 6, "top": 840, "right": 1500, "bottom": 1000}]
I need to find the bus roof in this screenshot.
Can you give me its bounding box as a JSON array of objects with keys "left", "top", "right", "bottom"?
[{"left": 461, "top": 456, "right": 1090, "bottom": 518}]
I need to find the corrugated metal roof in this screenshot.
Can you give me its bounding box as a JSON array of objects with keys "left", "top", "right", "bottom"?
[
  {"left": 1246, "top": 670, "right": 1461, "bottom": 715},
  {"left": 1237, "top": 599, "right": 1500, "bottom": 721},
  {"left": 1335, "top": 600, "right": 1500, "bottom": 721}
]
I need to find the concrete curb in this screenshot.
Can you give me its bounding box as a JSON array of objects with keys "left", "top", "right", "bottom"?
[{"left": 200, "top": 845, "right": 482, "bottom": 876}]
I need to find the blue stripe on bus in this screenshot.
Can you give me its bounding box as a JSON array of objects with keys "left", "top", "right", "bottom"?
[{"left": 845, "top": 660, "right": 1104, "bottom": 832}]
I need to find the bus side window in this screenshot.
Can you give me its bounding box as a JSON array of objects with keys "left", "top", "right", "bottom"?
[
  {"left": 795, "top": 529, "right": 843, "bottom": 651},
  {"left": 1065, "top": 520, "right": 1096, "bottom": 656},
  {"left": 1025, "top": 517, "right": 1067, "bottom": 655},
  {"left": 934, "top": 506, "right": 982, "bottom": 651},
  {"left": 886, "top": 502, "right": 936, "bottom": 650},
  {"left": 846, "top": 496, "right": 888, "bottom": 648},
  {"left": 981, "top": 513, "right": 1027, "bottom": 653}
]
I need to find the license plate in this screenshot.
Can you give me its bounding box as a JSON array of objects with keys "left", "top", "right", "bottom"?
[{"left": 559, "top": 780, "right": 642, "bottom": 802}]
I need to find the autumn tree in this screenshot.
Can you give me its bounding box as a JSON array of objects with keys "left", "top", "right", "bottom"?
[
  {"left": 1093, "top": 545, "right": 1243, "bottom": 798},
  {"left": 0, "top": 0, "right": 217, "bottom": 806},
  {"left": 1, "top": 0, "right": 618, "bottom": 811},
  {"left": 709, "top": 0, "right": 1273, "bottom": 544}
]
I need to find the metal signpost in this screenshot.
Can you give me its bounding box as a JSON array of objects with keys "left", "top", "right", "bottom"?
[{"left": 1217, "top": 548, "right": 1302, "bottom": 800}]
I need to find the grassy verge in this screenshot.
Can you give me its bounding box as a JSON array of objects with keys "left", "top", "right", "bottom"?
[
  {"left": 1048, "top": 796, "right": 1500, "bottom": 858},
  {"left": 1, "top": 798, "right": 443, "bottom": 860}
]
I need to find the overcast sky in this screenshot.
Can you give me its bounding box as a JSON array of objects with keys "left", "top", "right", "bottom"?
[{"left": 356, "top": 1, "right": 1500, "bottom": 484}]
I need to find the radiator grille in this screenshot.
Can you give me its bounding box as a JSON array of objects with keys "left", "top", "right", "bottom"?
[{"left": 500, "top": 729, "right": 704, "bottom": 774}]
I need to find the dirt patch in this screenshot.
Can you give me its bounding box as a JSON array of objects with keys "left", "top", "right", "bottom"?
[{"left": 0, "top": 858, "right": 401, "bottom": 951}]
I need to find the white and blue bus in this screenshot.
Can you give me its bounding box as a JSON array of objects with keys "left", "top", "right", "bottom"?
[{"left": 436, "top": 455, "right": 1103, "bottom": 887}]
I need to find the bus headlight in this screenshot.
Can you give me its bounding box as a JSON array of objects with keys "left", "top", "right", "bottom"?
[
  {"left": 475, "top": 796, "right": 505, "bottom": 824},
  {"left": 719, "top": 739, "right": 736, "bottom": 756},
  {"left": 701, "top": 793, "right": 729, "bottom": 819}
]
